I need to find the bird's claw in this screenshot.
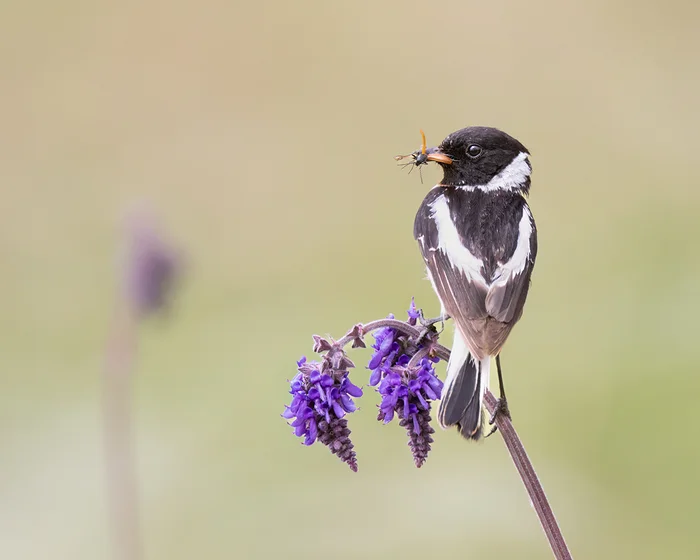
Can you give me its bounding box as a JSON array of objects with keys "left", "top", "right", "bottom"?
[
  {"left": 418, "top": 310, "right": 449, "bottom": 332},
  {"left": 488, "top": 397, "right": 511, "bottom": 425},
  {"left": 484, "top": 398, "right": 511, "bottom": 439},
  {"left": 415, "top": 311, "right": 448, "bottom": 347},
  {"left": 415, "top": 324, "right": 436, "bottom": 348}
]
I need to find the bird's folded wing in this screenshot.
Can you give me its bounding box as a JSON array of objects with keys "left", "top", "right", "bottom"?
[
  {"left": 422, "top": 249, "right": 492, "bottom": 359},
  {"left": 426, "top": 250, "right": 488, "bottom": 322},
  {"left": 485, "top": 210, "right": 537, "bottom": 323},
  {"left": 485, "top": 263, "right": 534, "bottom": 323}
]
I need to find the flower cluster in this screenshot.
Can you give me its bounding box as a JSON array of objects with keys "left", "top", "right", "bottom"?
[
  {"left": 283, "top": 300, "right": 445, "bottom": 471},
  {"left": 368, "top": 300, "right": 444, "bottom": 467},
  {"left": 283, "top": 347, "right": 362, "bottom": 472}
]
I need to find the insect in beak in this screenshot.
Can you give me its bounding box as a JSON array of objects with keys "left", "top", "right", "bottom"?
[
  {"left": 394, "top": 130, "right": 452, "bottom": 183},
  {"left": 395, "top": 129, "right": 453, "bottom": 167}
]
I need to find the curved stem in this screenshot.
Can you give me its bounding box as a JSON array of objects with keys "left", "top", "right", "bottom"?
[
  {"left": 407, "top": 347, "right": 429, "bottom": 369},
  {"left": 335, "top": 317, "right": 572, "bottom": 560},
  {"left": 482, "top": 391, "right": 572, "bottom": 559},
  {"left": 336, "top": 318, "right": 419, "bottom": 347},
  {"left": 337, "top": 318, "right": 452, "bottom": 360}
]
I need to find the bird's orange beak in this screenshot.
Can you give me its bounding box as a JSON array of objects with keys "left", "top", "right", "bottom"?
[{"left": 426, "top": 150, "right": 453, "bottom": 165}]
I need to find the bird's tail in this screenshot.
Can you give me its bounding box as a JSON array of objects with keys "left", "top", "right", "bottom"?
[{"left": 437, "top": 333, "right": 491, "bottom": 440}]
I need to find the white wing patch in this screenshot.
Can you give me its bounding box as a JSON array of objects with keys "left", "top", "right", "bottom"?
[
  {"left": 491, "top": 206, "right": 533, "bottom": 285},
  {"left": 428, "top": 195, "right": 487, "bottom": 287},
  {"left": 424, "top": 267, "right": 447, "bottom": 318}
]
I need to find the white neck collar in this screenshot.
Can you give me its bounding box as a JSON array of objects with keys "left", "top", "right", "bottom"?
[{"left": 442, "top": 151, "right": 531, "bottom": 192}]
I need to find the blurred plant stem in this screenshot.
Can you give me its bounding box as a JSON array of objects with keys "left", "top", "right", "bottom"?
[
  {"left": 337, "top": 318, "right": 573, "bottom": 560},
  {"left": 101, "top": 207, "right": 179, "bottom": 560},
  {"left": 103, "top": 307, "right": 142, "bottom": 560}
]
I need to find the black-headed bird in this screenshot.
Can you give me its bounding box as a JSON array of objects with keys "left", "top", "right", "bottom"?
[{"left": 411, "top": 126, "right": 537, "bottom": 439}]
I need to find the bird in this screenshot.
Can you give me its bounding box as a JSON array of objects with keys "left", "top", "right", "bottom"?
[{"left": 410, "top": 126, "right": 537, "bottom": 439}]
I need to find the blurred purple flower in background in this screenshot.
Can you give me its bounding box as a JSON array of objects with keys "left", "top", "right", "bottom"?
[
  {"left": 123, "top": 209, "right": 181, "bottom": 317},
  {"left": 105, "top": 205, "right": 184, "bottom": 560}
]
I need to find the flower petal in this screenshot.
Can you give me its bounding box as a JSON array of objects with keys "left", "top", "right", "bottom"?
[
  {"left": 402, "top": 395, "right": 411, "bottom": 418},
  {"left": 407, "top": 298, "right": 420, "bottom": 323},
  {"left": 368, "top": 352, "right": 384, "bottom": 370},
  {"left": 340, "top": 394, "right": 357, "bottom": 412},
  {"left": 383, "top": 408, "right": 395, "bottom": 423},
  {"left": 423, "top": 385, "right": 438, "bottom": 401},
  {"left": 306, "top": 418, "right": 318, "bottom": 444},
  {"left": 343, "top": 378, "right": 363, "bottom": 397},
  {"left": 412, "top": 414, "right": 421, "bottom": 434},
  {"left": 282, "top": 406, "right": 295, "bottom": 419},
  {"left": 332, "top": 401, "right": 346, "bottom": 418},
  {"left": 379, "top": 332, "right": 395, "bottom": 354}
]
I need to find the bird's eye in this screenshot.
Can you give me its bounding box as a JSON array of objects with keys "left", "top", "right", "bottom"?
[{"left": 467, "top": 144, "right": 482, "bottom": 158}]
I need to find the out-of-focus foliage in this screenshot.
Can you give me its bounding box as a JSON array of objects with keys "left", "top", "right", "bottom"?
[{"left": 2, "top": 1, "right": 700, "bottom": 558}]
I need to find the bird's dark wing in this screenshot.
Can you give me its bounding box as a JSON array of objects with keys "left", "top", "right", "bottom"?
[
  {"left": 414, "top": 193, "right": 490, "bottom": 355},
  {"left": 485, "top": 208, "right": 538, "bottom": 324},
  {"left": 423, "top": 248, "right": 488, "bottom": 321}
]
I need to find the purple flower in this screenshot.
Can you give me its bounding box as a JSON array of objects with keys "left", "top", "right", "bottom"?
[
  {"left": 367, "top": 301, "right": 444, "bottom": 467},
  {"left": 375, "top": 357, "right": 443, "bottom": 467},
  {"left": 123, "top": 209, "right": 180, "bottom": 317},
  {"left": 283, "top": 352, "right": 363, "bottom": 472},
  {"left": 285, "top": 300, "right": 446, "bottom": 470},
  {"left": 407, "top": 297, "right": 420, "bottom": 325}
]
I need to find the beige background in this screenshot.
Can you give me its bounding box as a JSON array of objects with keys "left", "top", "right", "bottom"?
[{"left": 2, "top": 1, "right": 700, "bottom": 558}]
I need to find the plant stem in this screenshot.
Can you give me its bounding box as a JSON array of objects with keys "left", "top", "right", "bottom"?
[
  {"left": 337, "top": 318, "right": 573, "bottom": 560},
  {"left": 482, "top": 391, "right": 572, "bottom": 559},
  {"left": 406, "top": 347, "right": 429, "bottom": 368},
  {"left": 103, "top": 308, "right": 142, "bottom": 560}
]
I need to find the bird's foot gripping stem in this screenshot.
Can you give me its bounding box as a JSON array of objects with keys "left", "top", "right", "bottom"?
[
  {"left": 485, "top": 397, "right": 511, "bottom": 438},
  {"left": 415, "top": 312, "right": 449, "bottom": 347},
  {"left": 418, "top": 310, "right": 449, "bottom": 331}
]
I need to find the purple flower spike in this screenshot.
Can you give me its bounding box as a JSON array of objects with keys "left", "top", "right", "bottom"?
[
  {"left": 366, "top": 300, "right": 444, "bottom": 467},
  {"left": 399, "top": 407, "right": 436, "bottom": 468},
  {"left": 380, "top": 358, "right": 443, "bottom": 467},
  {"left": 284, "top": 352, "right": 363, "bottom": 472},
  {"left": 317, "top": 417, "right": 358, "bottom": 472}
]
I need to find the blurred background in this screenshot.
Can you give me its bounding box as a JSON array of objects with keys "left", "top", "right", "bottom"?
[{"left": 2, "top": 1, "right": 700, "bottom": 558}]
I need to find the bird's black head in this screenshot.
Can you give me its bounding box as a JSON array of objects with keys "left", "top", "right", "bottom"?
[{"left": 428, "top": 126, "right": 532, "bottom": 193}]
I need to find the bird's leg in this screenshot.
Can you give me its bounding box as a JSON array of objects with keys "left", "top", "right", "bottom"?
[
  {"left": 415, "top": 311, "right": 450, "bottom": 347},
  {"left": 419, "top": 310, "right": 449, "bottom": 331},
  {"left": 485, "top": 354, "right": 511, "bottom": 438}
]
